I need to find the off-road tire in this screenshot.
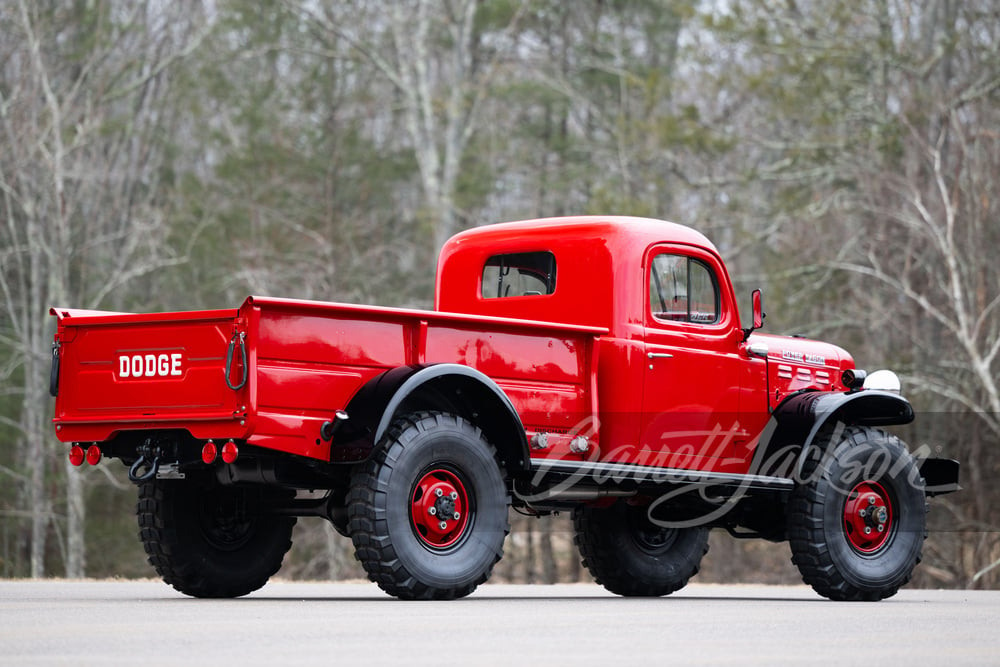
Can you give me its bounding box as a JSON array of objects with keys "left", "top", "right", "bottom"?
[
  {"left": 348, "top": 411, "right": 510, "bottom": 600},
  {"left": 137, "top": 478, "right": 296, "bottom": 598},
  {"left": 787, "top": 425, "right": 927, "bottom": 601},
  {"left": 573, "top": 500, "right": 710, "bottom": 597}
]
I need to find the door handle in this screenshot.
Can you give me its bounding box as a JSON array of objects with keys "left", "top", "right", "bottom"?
[{"left": 647, "top": 352, "right": 673, "bottom": 359}]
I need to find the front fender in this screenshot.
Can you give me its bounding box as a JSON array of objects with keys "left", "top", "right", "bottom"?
[
  {"left": 794, "top": 390, "right": 914, "bottom": 477},
  {"left": 756, "top": 390, "right": 914, "bottom": 479}
]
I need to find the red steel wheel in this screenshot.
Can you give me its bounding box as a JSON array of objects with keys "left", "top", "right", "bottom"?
[
  {"left": 410, "top": 468, "right": 470, "bottom": 549},
  {"left": 788, "top": 425, "right": 926, "bottom": 601},
  {"left": 348, "top": 411, "right": 510, "bottom": 600},
  {"left": 843, "top": 480, "right": 893, "bottom": 554}
]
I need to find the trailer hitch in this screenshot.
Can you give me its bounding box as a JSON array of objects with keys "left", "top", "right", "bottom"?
[
  {"left": 128, "top": 454, "right": 160, "bottom": 484},
  {"left": 128, "top": 439, "right": 166, "bottom": 484}
]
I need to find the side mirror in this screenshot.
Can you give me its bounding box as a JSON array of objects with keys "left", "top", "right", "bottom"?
[
  {"left": 752, "top": 289, "right": 765, "bottom": 330},
  {"left": 742, "top": 289, "right": 766, "bottom": 342}
]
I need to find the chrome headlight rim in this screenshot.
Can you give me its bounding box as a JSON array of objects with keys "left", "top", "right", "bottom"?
[{"left": 863, "top": 369, "right": 901, "bottom": 393}]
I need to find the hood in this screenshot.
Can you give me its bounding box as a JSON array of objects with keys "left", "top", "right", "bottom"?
[{"left": 748, "top": 333, "right": 854, "bottom": 406}]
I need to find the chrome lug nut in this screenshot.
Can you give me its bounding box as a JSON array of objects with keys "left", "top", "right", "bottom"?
[
  {"left": 435, "top": 488, "right": 444, "bottom": 497},
  {"left": 428, "top": 507, "right": 437, "bottom": 516},
  {"left": 439, "top": 521, "right": 448, "bottom": 530}
]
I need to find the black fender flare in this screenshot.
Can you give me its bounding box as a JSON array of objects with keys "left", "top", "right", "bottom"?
[
  {"left": 332, "top": 363, "right": 530, "bottom": 473},
  {"left": 755, "top": 390, "right": 914, "bottom": 480}
]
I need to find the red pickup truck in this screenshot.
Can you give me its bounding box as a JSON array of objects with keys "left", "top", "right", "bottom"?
[{"left": 51, "top": 216, "right": 957, "bottom": 601}]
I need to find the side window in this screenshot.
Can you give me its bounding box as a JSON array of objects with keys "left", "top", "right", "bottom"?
[
  {"left": 650, "top": 254, "right": 720, "bottom": 324},
  {"left": 482, "top": 251, "right": 556, "bottom": 299}
]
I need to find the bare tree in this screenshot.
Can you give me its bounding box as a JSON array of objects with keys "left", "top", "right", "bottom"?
[
  {"left": 0, "top": 0, "right": 210, "bottom": 577},
  {"left": 836, "top": 110, "right": 1000, "bottom": 586},
  {"left": 289, "top": 0, "right": 527, "bottom": 251}
]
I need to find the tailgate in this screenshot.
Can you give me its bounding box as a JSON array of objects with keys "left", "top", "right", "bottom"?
[{"left": 51, "top": 307, "right": 247, "bottom": 443}]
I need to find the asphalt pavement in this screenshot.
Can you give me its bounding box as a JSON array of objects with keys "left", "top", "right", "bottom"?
[{"left": 0, "top": 580, "right": 995, "bottom": 665}]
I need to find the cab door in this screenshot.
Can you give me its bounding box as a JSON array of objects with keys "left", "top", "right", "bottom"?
[{"left": 640, "top": 246, "right": 749, "bottom": 473}]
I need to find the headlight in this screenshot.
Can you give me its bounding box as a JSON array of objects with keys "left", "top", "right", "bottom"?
[{"left": 863, "top": 369, "right": 901, "bottom": 393}]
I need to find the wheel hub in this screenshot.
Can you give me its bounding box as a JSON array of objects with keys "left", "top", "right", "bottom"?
[
  {"left": 843, "top": 481, "right": 893, "bottom": 553},
  {"left": 198, "top": 488, "right": 256, "bottom": 551},
  {"left": 411, "top": 469, "right": 470, "bottom": 549},
  {"left": 626, "top": 504, "right": 679, "bottom": 553}
]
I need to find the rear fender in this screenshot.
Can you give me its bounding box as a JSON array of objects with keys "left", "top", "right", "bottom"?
[{"left": 334, "top": 364, "right": 530, "bottom": 473}]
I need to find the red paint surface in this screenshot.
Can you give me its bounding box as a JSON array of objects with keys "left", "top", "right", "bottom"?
[{"left": 52, "top": 216, "right": 855, "bottom": 477}]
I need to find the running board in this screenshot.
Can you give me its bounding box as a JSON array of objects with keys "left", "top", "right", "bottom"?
[{"left": 527, "top": 458, "right": 795, "bottom": 492}]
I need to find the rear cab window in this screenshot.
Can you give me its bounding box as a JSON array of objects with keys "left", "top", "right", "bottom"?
[{"left": 482, "top": 251, "right": 557, "bottom": 299}]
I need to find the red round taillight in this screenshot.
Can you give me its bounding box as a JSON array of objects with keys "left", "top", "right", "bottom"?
[
  {"left": 68, "top": 445, "right": 85, "bottom": 467},
  {"left": 85, "top": 446, "right": 102, "bottom": 465},
  {"left": 221, "top": 440, "right": 239, "bottom": 464},
  {"left": 201, "top": 441, "right": 218, "bottom": 464}
]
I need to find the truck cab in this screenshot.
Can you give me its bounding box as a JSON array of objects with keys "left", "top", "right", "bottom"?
[{"left": 438, "top": 217, "right": 854, "bottom": 474}]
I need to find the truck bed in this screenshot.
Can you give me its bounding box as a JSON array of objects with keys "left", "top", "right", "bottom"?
[{"left": 52, "top": 296, "right": 606, "bottom": 462}]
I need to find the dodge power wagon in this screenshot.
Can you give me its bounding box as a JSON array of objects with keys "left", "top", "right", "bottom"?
[{"left": 50, "top": 216, "right": 958, "bottom": 601}]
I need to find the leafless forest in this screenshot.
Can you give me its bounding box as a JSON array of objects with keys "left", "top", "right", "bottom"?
[{"left": 1, "top": 1, "right": 998, "bottom": 588}]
